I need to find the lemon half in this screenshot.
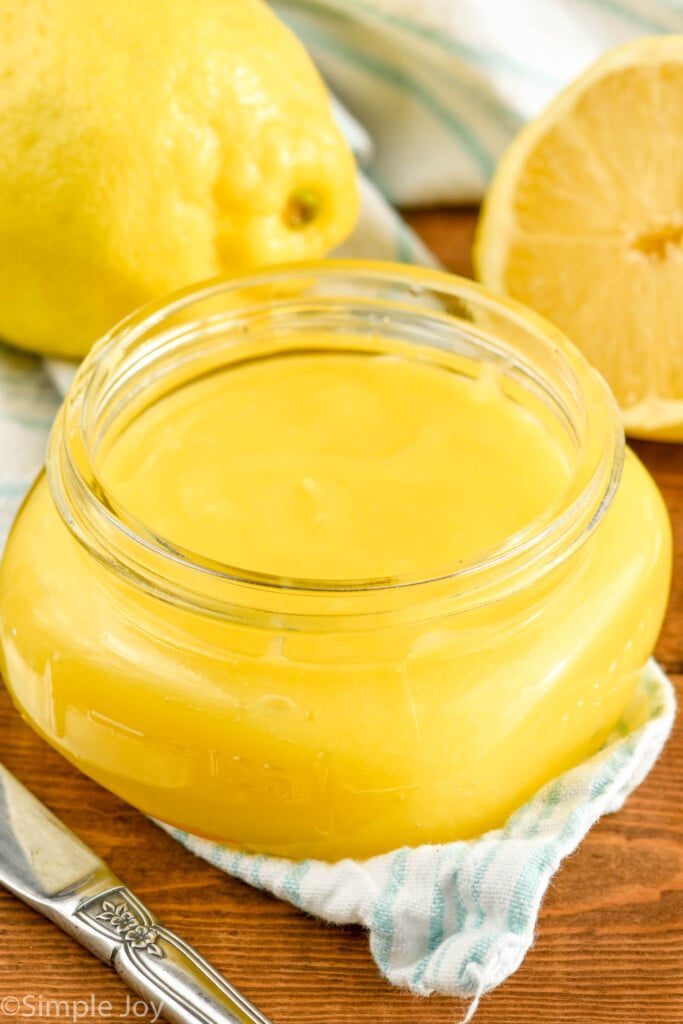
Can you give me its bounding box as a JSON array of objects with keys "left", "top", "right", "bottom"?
[{"left": 475, "top": 35, "right": 683, "bottom": 440}]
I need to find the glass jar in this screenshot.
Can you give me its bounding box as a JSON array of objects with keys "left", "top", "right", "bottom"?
[{"left": 0, "top": 261, "right": 671, "bottom": 860}]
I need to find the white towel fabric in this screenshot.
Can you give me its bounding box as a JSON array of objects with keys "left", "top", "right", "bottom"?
[
  {"left": 0, "top": 1, "right": 680, "bottom": 1015},
  {"left": 275, "top": 0, "right": 683, "bottom": 203}
]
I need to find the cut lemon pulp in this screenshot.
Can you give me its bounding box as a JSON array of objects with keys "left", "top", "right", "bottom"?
[{"left": 475, "top": 35, "right": 683, "bottom": 440}]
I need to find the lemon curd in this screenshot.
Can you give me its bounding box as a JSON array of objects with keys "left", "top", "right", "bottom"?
[
  {"left": 0, "top": 263, "right": 672, "bottom": 860},
  {"left": 101, "top": 354, "right": 571, "bottom": 580}
]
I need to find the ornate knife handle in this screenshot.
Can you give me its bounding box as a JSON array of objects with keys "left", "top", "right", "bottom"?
[
  {"left": 74, "top": 886, "right": 273, "bottom": 1024},
  {"left": 0, "top": 761, "right": 273, "bottom": 1024}
]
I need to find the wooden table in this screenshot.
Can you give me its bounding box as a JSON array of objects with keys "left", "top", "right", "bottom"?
[{"left": 1, "top": 209, "right": 681, "bottom": 1024}]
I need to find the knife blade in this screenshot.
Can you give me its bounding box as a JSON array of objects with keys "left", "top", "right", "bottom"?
[{"left": 0, "top": 761, "right": 274, "bottom": 1024}]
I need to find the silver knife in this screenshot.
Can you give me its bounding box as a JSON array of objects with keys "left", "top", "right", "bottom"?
[{"left": 0, "top": 761, "right": 274, "bottom": 1024}]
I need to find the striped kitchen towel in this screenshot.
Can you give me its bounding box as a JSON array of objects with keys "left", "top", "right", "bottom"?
[
  {"left": 275, "top": 0, "right": 683, "bottom": 204},
  {"left": 0, "top": 0, "right": 680, "bottom": 1014},
  {"left": 162, "top": 660, "right": 675, "bottom": 1018}
]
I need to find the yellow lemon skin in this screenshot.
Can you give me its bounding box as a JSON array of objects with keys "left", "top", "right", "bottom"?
[
  {"left": 474, "top": 35, "right": 683, "bottom": 440},
  {"left": 0, "top": 0, "right": 358, "bottom": 357}
]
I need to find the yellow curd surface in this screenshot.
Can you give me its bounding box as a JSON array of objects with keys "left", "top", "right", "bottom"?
[
  {"left": 0, "top": 346, "right": 672, "bottom": 859},
  {"left": 101, "top": 354, "right": 571, "bottom": 579}
]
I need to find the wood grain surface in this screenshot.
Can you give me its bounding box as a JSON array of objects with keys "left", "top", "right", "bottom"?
[{"left": 0, "top": 208, "right": 681, "bottom": 1024}]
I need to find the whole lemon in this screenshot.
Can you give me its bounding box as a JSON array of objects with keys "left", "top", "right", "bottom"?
[{"left": 0, "top": 0, "right": 358, "bottom": 357}]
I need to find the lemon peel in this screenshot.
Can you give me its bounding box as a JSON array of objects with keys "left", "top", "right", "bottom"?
[{"left": 0, "top": 0, "right": 358, "bottom": 357}]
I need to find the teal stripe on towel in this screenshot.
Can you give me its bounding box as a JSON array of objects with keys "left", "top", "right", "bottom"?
[
  {"left": 647, "top": 0, "right": 683, "bottom": 13},
  {"left": 283, "top": 0, "right": 563, "bottom": 87},
  {"left": 394, "top": 220, "right": 419, "bottom": 262},
  {"left": 578, "top": 0, "right": 679, "bottom": 30},
  {"left": 372, "top": 847, "right": 409, "bottom": 974},
  {"left": 523, "top": 777, "right": 564, "bottom": 839},
  {"left": 470, "top": 845, "right": 500, "bottom": 930},
  {"left": 0, "top": 411, "right": 54, "bottom": 430},
  {"left": 282, "top": 11, "right": 496, "bottom": 176},
  {"left": 507, "top": 842, "right": 559, "bottom": 934},
  {"left": 249, "top": 854, "right": 267, "bottom": 889},
  {"left": 589, "top": 735, "right": 637, "bottom": 800},
  {"left": 411, "top": 885, "right": 445, "bottom": 988},
  {"left": 0, "top": 482, "right": 33, "bottom": 498},
  {"left": 229, "top": 849, "right": 246, "bottom": 873},
  {"left": 283, "top": 860, "right": 312, "bottom": 907},
  {"left": 425, "top": 845, "right": 471, "bottom": 984},
  {"left": 410, "top": 845, "right": 463, "bottom": 990},
  {"left": 457, "top": 934, "right": 497, "bottom": 993}
]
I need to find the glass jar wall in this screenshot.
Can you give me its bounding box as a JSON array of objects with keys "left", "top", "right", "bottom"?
[{"left": 0, "top": 262, "right": 671, "bottom": 859}]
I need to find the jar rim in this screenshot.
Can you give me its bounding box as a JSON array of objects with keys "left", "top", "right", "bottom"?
[{"left": 47, "top": 259, "right": 624, "bottom": 626}]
